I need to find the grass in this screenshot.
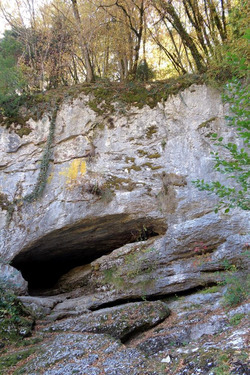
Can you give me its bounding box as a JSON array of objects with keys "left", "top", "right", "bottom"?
[
  {"left": 229, "top": 313, "right": 245, "bottom": 326},
  {"left": 0, "top": 347, "right": 37, "bottom": 371},
  {"left": 223, "top": 274, "right": 249, "bottom": 307},
  {"left": 200, "top": 285, "right": 220, "bottom": 294}
]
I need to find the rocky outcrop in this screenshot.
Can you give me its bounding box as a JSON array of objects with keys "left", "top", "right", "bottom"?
[
  {"left": 1, "top": 287, "right": 249, "bottom": 375},
  {"left": 0, "top": 83, "right": 249, "bottom": 374},
  {"left": 1, "top": 84, "right": 248, "bottom": 293},
  {"left": 18, "top": 210, "right": 249, "bottom": 317},
  {"left": 12, "top": 332, "right": 162, "bottom": 375}
]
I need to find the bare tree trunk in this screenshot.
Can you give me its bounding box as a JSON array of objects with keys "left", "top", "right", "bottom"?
[
  {"left": 207, "top": 0, "right": 227, "bottom": 42},
  {"left": 71, "top": 55, "right": 79, "bottom": 84},
  {"left": 102, "top": 36, "right": 110, "bottom": 77},
  {"left": 220, "top": 0, "right": 227, "bottom": 39},
  {"left": 71, "top": 0, "right": 95, "bottom": 82},
  {"left": 148, "top": 26, "right": 187, "bottom": 75},
  {"left": 154, "top": 0, "right": 206, "bottom": 72},
  {"left": 113, "top": 0, "right": 145, "bottom": 80},
  {"left": 130, "top": 0, "right": 144, "bottom": 79},
  {"left": 183, "top": 0, "right": 209, "bottom": 57}
]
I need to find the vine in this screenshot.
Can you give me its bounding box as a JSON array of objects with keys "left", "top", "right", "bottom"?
[
  {"left": 5, "top": 101, "right": 59, "bottom": 222},
  {"left": 22, "top": 102, "right": 59, "bottom": 203}
]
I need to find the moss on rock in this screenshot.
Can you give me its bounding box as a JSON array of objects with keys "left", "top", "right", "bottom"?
[
  {"left": 0, "top": 73, "right": 205, "bottom": 136},
  {"left": 0, "top": 347, "right": 37, "bottom": 373},
  {"left": 0, "top": 286, "right": 34, "bottom": 346},
  {"left": 147, "top": 152, "right": 161, "bottom": 159}
]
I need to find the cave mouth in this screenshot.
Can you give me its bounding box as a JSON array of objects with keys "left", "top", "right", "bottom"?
[{"left": 11, "top": 214, "right": 166, "bottom": 294}]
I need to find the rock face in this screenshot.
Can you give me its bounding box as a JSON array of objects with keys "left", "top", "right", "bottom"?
[
  {"left": 0, "top": 83, "right": 249, "bottom": 375},
  {"left": 1, "top": 83, "right": 248, "bottom": 293}
]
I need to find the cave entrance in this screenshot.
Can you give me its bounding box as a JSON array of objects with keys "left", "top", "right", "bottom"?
[{"left": 11, "top": 214, "right": 166, "bottom": 294}]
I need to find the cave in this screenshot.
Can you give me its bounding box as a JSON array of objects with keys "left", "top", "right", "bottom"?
[{"left": 11, "top": 214, "right": 166, "bottom": 293}]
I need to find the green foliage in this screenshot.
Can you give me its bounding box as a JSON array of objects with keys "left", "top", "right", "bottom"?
[
  {"left": 0, "top": 93, "right": 28, "bottom": 123},
  {"left": 193, "top": 47, "right": 249, "bottom": 212},
  {"left": 0, "top": 31, "right": 25, "bottom": 93},
  {"left": 0, "top": 288, "right": 18, "bottom": 322},
  {"left": 136, "top": 60, "right": 154, "bottom": 82},
  {"left": 200, "top": 285, "right": 220, "bottom": 294},
  {"left": 220, "top": 260, "right": 249, "bottom": 307},
  {"left": 0, "top": 30, "right": 27, "bottom": 121},
  {"left": 229, "top": 313, "right": 245, "bottom": 326},
  {"left": 0, "top": 283, "right": 33, "bottom": 342},
  {"left": 214, "top": 354, "right": 230, "bottom": 375},
  {"left": 206, "top": 0, "right": 249, "bottom": 83},
  {"left": 0, "top": 348, "right": 37, "bottom": 371},
  {"left": 223, "top": 273, "right": 249, "bottom": 307},
  {"left": 228, "top": 1, "right": 249, "bottom": 40}
]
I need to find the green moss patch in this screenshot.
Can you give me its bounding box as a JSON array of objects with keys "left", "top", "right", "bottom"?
[
  {"left": 229, "top": 313, "right": 245, "bottom": 326},
  {"left": 0, "top": 73, "right": 205, "bottom": 136},
  {"left": 104, "top": 176, "right": 136, "bottom": 192},
  {"left": 0, "top": 192, "right": 11, "bottom": 211},
  {"left": 200, "top": 285, "right": 220, "bottom": 294},
  {"left": 127, "top": 165, "right": 142, "bottom": 172},
  {"left": 147, "top": 152, "right": 161, "bottom": 159},
  {"left": 0, "top": 286, "right": 34, "bottom": 345},
  {"left": 99, "top": 246, "right": 156, "bottom": 291},
  {"left": 142, "top": 162, "right": 162, "bottom": 170},
  {"left": 125, "top": 156, "right": 135, "bottom": 163},
  {"left": 146, "top": 125, "right": 158, "bottom": 139},
  {"left": 198, "top": 117, "right": 217, "bottom": 129},
  {"left": 137, "top": 149, "right": 148, "bottom": 157},
  {"left": 0, "top": 347, "right": 37, "bottom": 372}
]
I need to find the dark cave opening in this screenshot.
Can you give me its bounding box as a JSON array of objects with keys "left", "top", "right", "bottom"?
[{"left": 11, "top": 214, "right": 166, "bottom": 293}]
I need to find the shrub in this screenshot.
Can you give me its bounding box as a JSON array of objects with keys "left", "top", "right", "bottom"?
[
  {"left": 0, "top": 282, "right": 34, "bottom": 343},
  {"left": 193, "top": 63, "right": 249, "bottom": 212},
  {"left": 223, "top": 274, "right": 249, "bottom": 307},
  {"left": 229, "top": 313, "right": 245, "bottom": 326}
]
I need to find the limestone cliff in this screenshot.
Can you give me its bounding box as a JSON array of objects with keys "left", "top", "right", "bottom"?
[
  {"left": 0, "top": 84, "right": 248, "bottom": 288},
  {"left": 0, "top": 84, "right": 249, "bottom": 375}
]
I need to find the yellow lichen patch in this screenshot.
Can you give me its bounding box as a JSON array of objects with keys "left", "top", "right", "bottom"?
[
  {"left": 47, "top": 172, "right": 54, "bottom": 184},
  {"left": 80, "top": 161, "right": 87, "bottom": 175},
  {"left": 59, "top": 159, "right": 87, "bottom": 184}
]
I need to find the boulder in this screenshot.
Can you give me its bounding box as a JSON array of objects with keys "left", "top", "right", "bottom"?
[
  {"left": 0, "top": 263, "right": 28, "bottom": 295},
  {"left": 44, "top": 301, "right": 170, "bottom": 341}
]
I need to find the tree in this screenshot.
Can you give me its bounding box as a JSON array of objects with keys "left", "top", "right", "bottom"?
[
  {"left": 0, "top": 30, "right": 25, "bottom": 96},
  {"left": 0, "top": 0, "right": 246, "bottom": 83},
  {"left": 70, "top": 0, "right": 95, "bottom": 82},
  {"left": 151, "top": 0, "right": 206, "bottom": 72},
  {"left": 95, "top": 0, "right": 148, "bottom": 80}
]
